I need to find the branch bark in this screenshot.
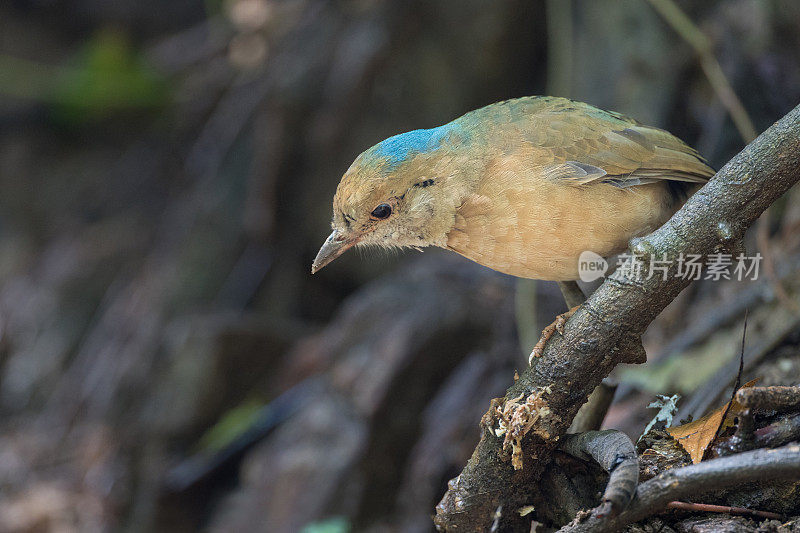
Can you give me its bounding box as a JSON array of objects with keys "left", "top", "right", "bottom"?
[
  {"left": 558, "top": 444, "right": 800, "bottom": 532},
  {"left": 559, "top": 430, "right": 638, "bottom": 518},
  {"left": 736, "top": 385, "right": 800, "bottom": 412},
  {"left": 434, "top": 104, "right": 800, "bottom": 532}
]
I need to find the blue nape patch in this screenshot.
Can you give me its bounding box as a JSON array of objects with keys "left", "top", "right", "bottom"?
[{"left": 372, "top": 122, "right": 462, "bottom": 169}]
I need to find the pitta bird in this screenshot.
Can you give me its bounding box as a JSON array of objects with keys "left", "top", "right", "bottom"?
[{"left": 312, "top": 96, "right": 714, "bottom": 358}]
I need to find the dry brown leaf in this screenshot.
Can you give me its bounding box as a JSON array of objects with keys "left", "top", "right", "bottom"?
[{"left": 667, "top": 379, "right": 758, "bottom": 463}]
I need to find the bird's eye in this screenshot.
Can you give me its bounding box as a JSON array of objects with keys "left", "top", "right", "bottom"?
[{"left": 370, "top": 203, "right": 392, "bottom": 220}]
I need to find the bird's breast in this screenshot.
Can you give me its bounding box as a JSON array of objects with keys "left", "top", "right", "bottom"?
[{"left": 445, "top": 172, "right": 674, "bottom": 280}]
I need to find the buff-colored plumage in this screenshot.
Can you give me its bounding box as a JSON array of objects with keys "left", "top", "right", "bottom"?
[{"left": 313, "top": 96, "right": 714, "bottom": 280}]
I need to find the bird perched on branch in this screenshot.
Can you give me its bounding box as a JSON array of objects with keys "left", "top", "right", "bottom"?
[{"left": 312, "top": 97, "right": 714, "bottom": 356}]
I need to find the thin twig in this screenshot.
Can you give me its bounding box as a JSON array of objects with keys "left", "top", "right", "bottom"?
[
  {"left": 665, "top": 501, "right": 783, "bottom": 520},
  {"left": 677, "top": 311, "right": 800, "bottom": 422},
  {"left": 755, "top": 214, "right": 800, "bottom": 313},
  {"left": 710, "top": 311, "right": 747, "bottom": 455},
  {"left": 515, "top": 279, "right": 541, "bottom": 358},
  {"left": 569, "top": 382, "right": 617, "bottom": 433},
  {"left": 545, "top": 0, "right": 573, "bottom": 98},
  {"left": 558, "top": 281, "right": 586, "bottom": 309},
  {"left": 755, "top": 413, "right": 800, "bottom": 449},
  {"left": 647, "top": 0, "right": 757, "bottom": 143}
]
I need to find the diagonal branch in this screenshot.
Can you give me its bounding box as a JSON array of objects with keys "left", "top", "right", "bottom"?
[
  {"left": 647, "top": 0, "right": 757, "bottom": 143},
  {"left": 434, "top": 104, "right": 800, "bottom": 532}
]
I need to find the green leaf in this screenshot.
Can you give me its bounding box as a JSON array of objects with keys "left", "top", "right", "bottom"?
[{"left": 51, "top": 28, "right": 168, "bottom": 123}]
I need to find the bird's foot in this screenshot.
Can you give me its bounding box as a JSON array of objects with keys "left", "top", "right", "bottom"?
[{"left": 528, "top": 305, "right": 580, "bottom": 365}]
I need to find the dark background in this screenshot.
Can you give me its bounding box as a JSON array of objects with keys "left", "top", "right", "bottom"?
[{"left": 0, "top": 1, "right": 799, "bottom": 531}]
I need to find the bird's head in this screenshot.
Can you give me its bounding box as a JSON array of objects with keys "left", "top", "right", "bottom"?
[{"left": 312, "top": 123, "right": 472, "bottom": 273}]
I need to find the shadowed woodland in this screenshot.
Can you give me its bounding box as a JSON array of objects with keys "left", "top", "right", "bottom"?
[{"left": 0, "top": 0, "right": 799, "bottom": 532}]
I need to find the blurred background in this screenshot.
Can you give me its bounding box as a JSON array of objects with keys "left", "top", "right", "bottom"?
[{"left": 0, "top": 0, "right": 799, "bottom": 531}]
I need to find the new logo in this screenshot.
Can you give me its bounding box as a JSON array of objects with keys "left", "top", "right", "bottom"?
[{"left": 578, "top": 250, "right": 608, "bottom": 282}]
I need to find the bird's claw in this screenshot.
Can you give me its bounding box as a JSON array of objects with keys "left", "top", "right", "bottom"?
[
  {"left": 555, "top": 313, "right": 569, "bottom": 335},
  {"left": 528, "top": 305, "right": 580, "bottom": 365}
]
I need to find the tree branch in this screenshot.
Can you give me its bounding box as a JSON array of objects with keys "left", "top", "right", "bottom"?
[
  {"left": 559, "top": 430, "right": 638, "bottom": 518},
  {"left": 434, "top": 104, "right": 800, "bottom": 532},
  {"left": 736, "top": 385, "right": 800, "bottom": 413},
  {"left": 558, "top": 445, "right": 800, "bottom": 532}
]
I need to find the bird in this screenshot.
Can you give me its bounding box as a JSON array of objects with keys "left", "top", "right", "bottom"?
[{"left": 312, "top": 96, "right": 714, "bottom": 357}]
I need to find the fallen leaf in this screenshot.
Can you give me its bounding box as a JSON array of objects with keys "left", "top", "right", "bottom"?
[{"left": 667, "top": 379, "right": 758, "bottom": 463}]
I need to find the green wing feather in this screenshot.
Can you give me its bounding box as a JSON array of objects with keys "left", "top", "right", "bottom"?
[{"left": 475, "top": 96, "right": 715, "bottom": 187}]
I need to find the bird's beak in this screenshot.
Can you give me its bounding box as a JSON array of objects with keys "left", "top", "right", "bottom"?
[{"left": 311, "top": 231, "right": 358, "bottom": 274}]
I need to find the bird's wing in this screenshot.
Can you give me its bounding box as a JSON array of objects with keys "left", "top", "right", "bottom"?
[{"left": 512, "top": 99, "right": 715, "bottom": 187}]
